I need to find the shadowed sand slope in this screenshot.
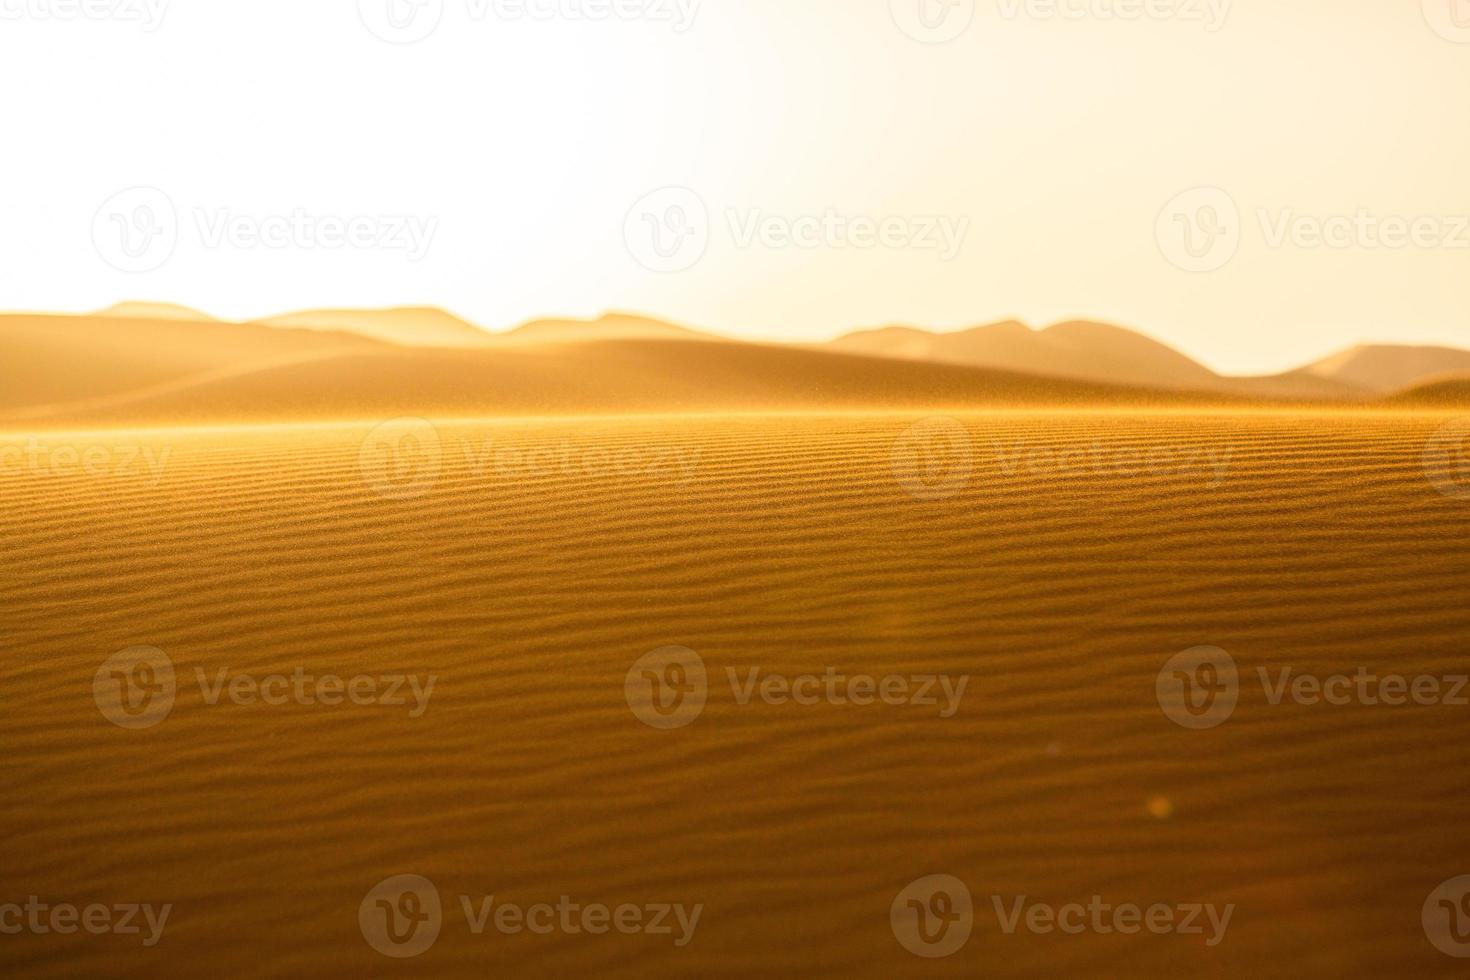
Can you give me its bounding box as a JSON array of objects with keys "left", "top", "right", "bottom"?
[
  {"left": 4, "top": 341, "right": 1238, "bottom": 428},
  {"left": 498, "top": 313, "right": 721, "bottom": 346},
  {"left": 829, "top": 320, "right": 1375, "bottom": 401},
  {"left": 1389, "top": 377, "right": 1470, "bottom": 406},
  {"left": 95, "top": 302, "right": 219, "bottom": 322},
  {"left": 831, "top": 320, "right": 1223, "bottom": 391},
  {"left": 1306, "top": 344, "right": 1470, "bottom": 393},
  {"left": 11, "top": 309, "right": 1470, "bottom": 420},
  {"left": 1, "top": 412, "right": 1468, "bottom": 977},
  {"left": 0, "top": 313, "right": 383, "bottom": 418},
  {"left": 257, "top": 307, "right": 493, "bottom": 348}
]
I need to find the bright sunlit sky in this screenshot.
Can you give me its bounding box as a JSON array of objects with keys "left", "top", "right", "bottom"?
[{"left": 0, "top": 0, "right": 1467, "bottom": 374}]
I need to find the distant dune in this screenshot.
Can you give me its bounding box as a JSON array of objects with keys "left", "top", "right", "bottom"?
[
  {"left": 498, "top": 312, "right": 719, "bottom": 346},
  {"left": 6, "top": 338, "right": 1236, "bottom": 429},
  {"left": 0, "top": 312, "right": 381, "bottom": 421},
  {"left": 94, "top": 301, "right": 219, "bottom": 322},
  {"left": 7, "top": 304, "right": 1470, "bottom": 428},
  {"left": 830, "top": 319, "right": 1225, "bottom": 392},
  {"left": 1303, "top": 344, "right": 1470, "bottom": 393},
  {"left": 1385, "top": 377, "right": 1470, "bottom": 406},
  {"left": 256, "top": 306, "right": 493, "bottom": 348},
  {"left": 827, "top": 320, "right": 1390, "bottom": 401},
  {"left": 252, "top": 308, "right": 720, "bottom": 349}
]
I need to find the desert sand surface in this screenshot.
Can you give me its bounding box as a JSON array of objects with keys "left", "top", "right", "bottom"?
[
  {"left": 3, "top": 407, "right": 1470, "bottom": 977},
  {"left": 7, "top": 341, "right": 1247, "bottom": 430}
]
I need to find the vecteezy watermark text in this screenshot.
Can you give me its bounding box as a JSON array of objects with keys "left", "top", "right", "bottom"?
[
  {"left": 890, "top": 875, "right": 1234, "bottom": 958},
  {"left": 94, "top": 647, "right": 437, "bottom": 730},
  {"left": 0, "top": 437, "right": 171, "bottom": 486},
  {"left": 624, "top": 188, "right": 970, "bottom": 273},
  {"left": 625, "top": 647, "right": 969, "bottom": 729},
  {"left": 0, "top": 898, "right": 171, "bottom": 946},
  {"left": 357, "top": 0, "right": 701, "bottom": 44},
  {"left": 997, "top": 0, "right": 1230, "bottom": 31},
  {"left": 890, "top": 417, "right": 1234, "bottom": 502},
  {"left": 1158, "top": 646, "right": 1468, "bottom": 729},
  {"left": 989, "top": 894, "right": 1234, "bottom": 946},
  {"left": 358, "top": 875, "right": 701, "bottom": 958},
  {"left": 0, "top": 0, "right": 168, "bottom": 30},
  {"left": 1158, "top": 187, "right": 1470, "bottom": 273},
  {"left": 93, "top": 187, "right": 437, "bottom": 273},
  {"left": 357, "top": 418, "right": 703, "bottom": 501}
]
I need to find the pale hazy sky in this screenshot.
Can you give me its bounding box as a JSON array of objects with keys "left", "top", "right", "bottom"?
[{"left": 0, "top": 0, "right": 1467, "bottom": 373}]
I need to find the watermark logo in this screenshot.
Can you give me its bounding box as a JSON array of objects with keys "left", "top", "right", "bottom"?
[
  {"left": 194, "top": 668, "right": 437, "bottom": 716},
  {"left": 1425, "top": 876, "right": 1470, "bottom": 958},
  {"left": 93, "top": 646, "right": 176, "bottom": 730},
  {"left": 193, "top": 209, "right": 437, "bottom": 259},
  {"left": 461, "top": 436, "right": 701, "bottom": 484},
  {"left": 996, "top": 0, "right": 1231, "bottom": 31},
  {"left": 628, "top": 649, "right": 968, "bottom": 727},
  {"left": 358, "top": 0, "right": 444, "bottom": 43},
  {"left": 97, "top": 651, "right": 437, "bottom": 729},
  {"left": 360, "top": 418, "right": 444, "bottom": 500},
  {"left": 92, "top": 187, "right": 437, "bottom": 271},
  {"left": 624, "top": 187, "right": 709, "bottom": 274},
  {"left": 989, "top": 437, "right": 1233, "bottom": 487},
  {"left": 1160, "top": 189, "right": 1470, "bottom": 272},
  {"left": 0, "top": 898, "right": 171, "bottom": 946},
  {"left": 0, "top": 437, "right": 172, "bottom": 486},
  {"left": 624, "top": 189, "right": 971, "bottom": 272},
  {"left": 0, "top": 0, "right": 169, "bottom": 30},
  {"left": 728, "top": 667, "right": 968, "bottom": 716},
  {"left": 727, "top": 209, "right": 969, "bottom": 260},
  {"left": 1424, "top": 0, "right": 1470, "bottom": 43},
  {"left": 1258, "top": 667, "right": 1467, "bottom": 708},
  {"left": 359, "top": 0, "right": 699, "bottom": 42},
  {"left": 891, "top": 417, "right": 975, "bottom": 501},
  {"left": 1424, "top": 418, "right": 1470, "bottom": 501},
  {"left": 891, "top": 874, "right": 974, "bottom": 958},
  {"left": 1157, "top": 187, "right": 1240, "bottom": 273},
  {"left": 92, "top": 186, "right": 178, "bottom": 274},
  {"left": 360, "top": 875, "right": 443, "bottom": 958},
  {"left": 460, "top": 894, "right": 702, "bottom": 944},
  {"left": 1157, "top": 646, "right": 1238, "bottom": 730},
  {"left": 1161, "top": 649, "right": 1466, "bottom": 728},
  {"left": 891, "top": 0, "right": 975, "bottom": 44},
  {"left": 991, "top": 894, "right": 1233, "bottom": 945},
  {"left": 626, "top": 646, "right": 707, "bottom": 729}
]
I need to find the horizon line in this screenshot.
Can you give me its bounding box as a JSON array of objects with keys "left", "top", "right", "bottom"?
[{"left": 6, "top": 300, "right": 1469, "bottom": 381}]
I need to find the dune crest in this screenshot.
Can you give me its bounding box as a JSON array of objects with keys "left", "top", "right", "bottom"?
[
  {"left": 1303, "top": 344, "right": 1470, "bottom": 393},
  {"left": 256, "top": 306, "right": 493, "bottom": 348},
  {"left": 95, "top": 301, "right": 219, "bottom": 321}
]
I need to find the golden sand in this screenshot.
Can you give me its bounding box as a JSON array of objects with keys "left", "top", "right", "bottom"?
[{"left": 3, "top": 410, "right": 1468, "bottom": 976}]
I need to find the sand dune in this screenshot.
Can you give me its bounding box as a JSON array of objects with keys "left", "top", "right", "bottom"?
[
  {"left": 3, "top": 339, "right": 1242, "bottom": 429},
  {"left": 256, "top": 306, "right": 493, "bottom": 348},
  {"left": 831, "top": 319, "right": 1226, "bottom": 392},
  {"left": 28, "top": 306, "right": 1470, "bottom": 410},
  {"left": 0, "top": 313, "right": 381, "bottom": 419},
  {"left": 825, "top": 320, "right": 1407, "bottom": 401},
  {"left": 2, "top": 411, "right": 1467, "bottom": 977},
  {"left": 499, "top": 312, "right": 719, "bottom": 346},
  {"left": 15, "top": 308, "right": 1470, "bottom": 430},
  {"left": 1386, "top": 377, "right": 1470, "bottom": 406},
  {"left": 1304, "top": 344, "right": 1470, "bottom": 394},
  {"left": 94, "top": 302, "right": 219, "bottom": 322}
]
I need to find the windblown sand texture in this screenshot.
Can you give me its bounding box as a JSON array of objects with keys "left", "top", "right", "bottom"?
[{"left": 4, "top": 407, "right": 1470, "bottom": 977}]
